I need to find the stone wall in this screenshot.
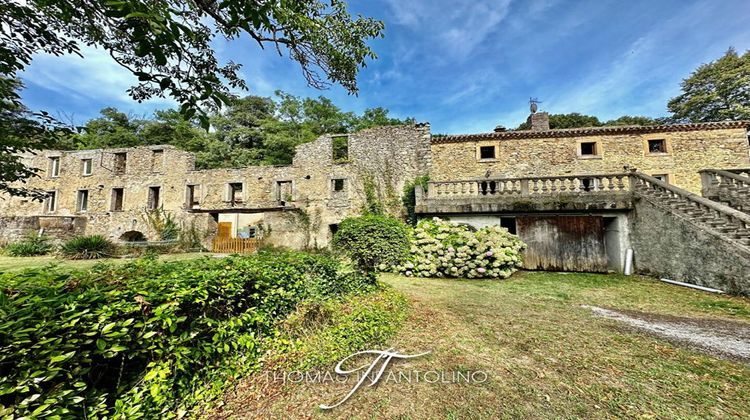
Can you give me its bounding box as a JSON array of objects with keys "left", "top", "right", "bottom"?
[
  {"left": 0, "top": 124, "right": 432, "bottom": 248},
  {"left": 431, "top": 126, "right": 750, "bottom": 193},
  {"left": 630, "top": 197, "right": 750, "bottom": 294}
]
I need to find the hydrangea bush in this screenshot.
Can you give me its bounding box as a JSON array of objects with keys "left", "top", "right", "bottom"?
[{"left": 392, "top": 218, "right": 526, "bottom": 279}]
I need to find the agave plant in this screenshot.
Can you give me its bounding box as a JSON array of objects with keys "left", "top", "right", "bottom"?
[
  {"left": 61, "top": 235, "right": 116, "bottom": 259},
  {"left": 4, "top": 236, "right": 53, "bottom": 257}
]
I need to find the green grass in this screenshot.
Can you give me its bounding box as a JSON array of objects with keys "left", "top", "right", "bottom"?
[
  {"left": 218, "top": 271, "right": 750, "bottom": 418},
  {"left": 0, "top": 252, "right": 211, "bottom": 273}
]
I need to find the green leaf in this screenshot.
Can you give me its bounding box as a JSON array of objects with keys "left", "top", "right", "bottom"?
[{"left": 96, "top": 338, "right": 107, "bottom": 351}]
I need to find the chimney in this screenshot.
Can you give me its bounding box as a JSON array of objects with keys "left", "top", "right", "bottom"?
[
  {"left": 494, "top": 125, "right": 507, "bottom": 133},
  {"left": 526, "top": 112, "right": 550, "bottom": 131}
]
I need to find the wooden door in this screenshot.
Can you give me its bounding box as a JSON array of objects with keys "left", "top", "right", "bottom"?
[
  {"left": 517, "top": 215, "right": 608, "bottom": 272},
  {"left": 217, "top": 222, "right": 232, "bottom": 239}
]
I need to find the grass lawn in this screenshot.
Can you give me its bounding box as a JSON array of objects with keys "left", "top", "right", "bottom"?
[
  {"left": 0, "top": 252, "right": 212, "bottom": 273},
  {"left": 218, "top": 271, "right": 750, "bottom": 419}
]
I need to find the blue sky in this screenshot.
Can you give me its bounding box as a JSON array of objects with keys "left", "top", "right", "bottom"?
[{"left": 19, "top": 0, "right": 750, "bottom": 134}]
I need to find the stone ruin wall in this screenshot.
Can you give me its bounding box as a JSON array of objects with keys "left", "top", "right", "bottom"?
[{"left": 0, "top": 124, "right": 432, "bottom": 248}]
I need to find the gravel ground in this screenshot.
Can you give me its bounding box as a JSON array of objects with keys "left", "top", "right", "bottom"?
[{"left": 583, "top": 305, "right": 750, "bottom": 363}]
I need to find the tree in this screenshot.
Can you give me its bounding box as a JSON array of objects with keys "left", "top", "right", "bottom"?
[
  {"left": 1, "top": 0, "right": 384, "bottom": 127},
  {"left": 0, "top": 78, "right": 68, "bottom": 198},
  {"left": 354, "top": 107, "right": 415, "bottom": 131},
  {"left": 668, "top": 48, "right": 750, "bottom": 122},
  {"left": 515, "top": 113, "right": 664, "bottom": 130},
  {"left": 0, "top": 0, "right": 384, "bottom": 196}
]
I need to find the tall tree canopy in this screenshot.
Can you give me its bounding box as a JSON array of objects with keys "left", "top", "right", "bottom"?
[
  {"left": 668, "top": 48, "right": 750, "bottom": 122},
  {"left": 62, "top": 92, "right": 414, "bottom": 169},
  {"left": 1, "top": 0, "right": 384, "bottom": 126},
  {"left": 515, "top": 113, "right": 662, "bottom": 130}
]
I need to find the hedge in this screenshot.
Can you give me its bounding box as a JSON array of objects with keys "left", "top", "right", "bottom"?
[{"left": 0, "top": 250, "right": 371, "bottom": 418}]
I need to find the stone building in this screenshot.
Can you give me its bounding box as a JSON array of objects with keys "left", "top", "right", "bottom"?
[
  {"left": 1, "top": 112, "right": 749, "bottom": 293},
  {"left": 0, "top": 124, "right": 431, "bottom": 248}
]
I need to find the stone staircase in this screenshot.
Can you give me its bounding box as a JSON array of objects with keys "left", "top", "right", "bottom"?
[
  {"left": 631, "top": 172, "right": 750, "bottom": 248},
  {"left": 699, "top": 168, "right": 750, "bottom": 214}
]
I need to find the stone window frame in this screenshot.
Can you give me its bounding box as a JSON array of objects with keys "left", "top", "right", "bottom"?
[
  {"left": 185, "top": 183, "right": 201, "bottom": 209},
  {"left": 275, "top": 179, "right": 294, "bottom": 202},
  {"left": 651, "top": 173, "right": 672, "bottom": 184},
  {"left": 76, "top": 189, "right": 89, "bottom": 213},
  {"left": 113, "top": 152, "right": 128, "bottom": 175},
  {"left": 643, "top": 137, "right": 671, "bottom": 156},
  {"left": 110, "top": 187, "right": 125, "bottom": 212},
  {"left": 330, "top": 177, "right": 348, "bottom": 193},
  {"left": 43, "top": 190, "right": 58, "bottom": 213},
  {"left": 147, "top": 185, "right": 162, "bottom": 210},
  {"left": 331, "top": 135, "right": 350, "bottom": 163},
  {"left": 81, "top": 158, "right": 94, "bottom": 176},
  {"left": 476, "top": 143, "right": 498, "bottom": 162},
  {"left": 225, "top": 182, "right": 245, "bottom": 205},
  {"left": 576, "top": 139, "right": 603, "bottom": 160},
  {"left": 48, "top": 155, "right": 61, "bottom": 178},
  {"left": 150, "top": 148, "right": 165, "bottom": 173}
]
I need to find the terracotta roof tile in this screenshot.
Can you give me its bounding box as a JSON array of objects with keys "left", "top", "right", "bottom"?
[{"left": 431, "top": 121, "right": 750, "bottom": 144}]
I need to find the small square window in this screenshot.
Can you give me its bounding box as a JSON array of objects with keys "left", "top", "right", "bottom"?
[
  {"left": 228, "top": 182, "right": 243, "bottom": 204},
  {"left": 479, "top": 146, "right": 496, "bottom": 160},
  {"left": 332, "top": 178, "right": 345, "bottom": 192},
  {"left": 648, "top": 139, "right": 667, "bottom": 154},
  {"left": 580, "top": 142, "right": 598, "bottom": 156},
  {"left": 652, "top": 174, "right": 669, "bottom": 183},
  {"left": 81, "top": 159, "right": 93, "bottom": 176}
]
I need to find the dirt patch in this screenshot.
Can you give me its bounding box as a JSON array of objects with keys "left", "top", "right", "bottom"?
[{"left": 583, "top": 305, "right": 750, "bottom": 363}]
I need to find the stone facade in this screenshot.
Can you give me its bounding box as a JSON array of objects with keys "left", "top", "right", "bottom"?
[
  {"left": 431, "top": 122, "right": 750, "bottom": 194},
  {"left": 0, "top": 124, "right": 432, "bottom": 247}
]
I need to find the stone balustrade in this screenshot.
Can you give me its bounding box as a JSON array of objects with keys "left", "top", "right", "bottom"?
[
  {"left": 634, "top": 172, "right": 750, "bottom": 246},
  {"left": 699, "top": 168, "right": 750, "bottom": 214},
  {"left": 426, "top": 173, "right": 630, "bottom": 199}
]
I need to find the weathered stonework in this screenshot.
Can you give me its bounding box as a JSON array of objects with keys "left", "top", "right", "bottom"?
[
  {"left": 431, "top": 123, "right": 750, "bottom": 194},
  {"left": 0, "top": 124, "right": 432, "bottom": 248}
]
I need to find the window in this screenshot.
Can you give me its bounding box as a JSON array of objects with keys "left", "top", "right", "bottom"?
[
  {"left": 652, "top": 174, "right": 670, "bottom": 184},
  {"left": 479, "top": 146, "right": 496, "bottom": 160},
  {"left": 648, "top": 139, "right": 667, "bottom": 154},
  {"left": 151, "top": 149, "right": 164, "bottom": 172},
  {"left": 114, "top": 152, "right": 127, "bottom": 174},
  {"left": 276, "top": 181, "right": 293, "bottom": 202},
  {"left": 81, "top": 158, "right": 93, "bottom": 176},
  {"left": 500, "top": 217, "right": 517, "bottom": 235},
  {"left": 148, "top": 186, "right": 161, "bottom": 210},
  {"left": 329, "top": 223, "right": 339, "bottom": 239},
  {"left": 49, "top": 157, "right": 60, "bottom": 177},
  {"left": 186, "top": 184, "right": 200, "bottom": 209},
  {"left": 228, "top": 183, "right": 243, "bottom": 205},
  {"left": 332, "top": 135, "right": 349, "bottom": 162},
  {"left": 332, "top": 178, "right": 346, "bottom": 192},
  {"left": 580, "top": 142, "right": 598, "bottom": 156},
  {"left": 111, "top": 188, "right": 124, "bottom": 211},
  {"left": 77, "top": 190, "right": 89, "bottom": 212},
  {"left": 45, "top": 191, "right": 57, "bottom": 212}
]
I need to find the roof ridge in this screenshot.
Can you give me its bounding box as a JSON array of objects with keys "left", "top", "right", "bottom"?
[{"left": 432, "top": 120, "right": 750, "bottom": 144}]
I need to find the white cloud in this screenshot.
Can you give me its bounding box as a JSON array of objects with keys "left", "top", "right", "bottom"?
[
  {"left": 384, "top": 0, "right": 512, "bottom": 60},
  {"left": 21, "top": 45, "right": 176, "bottom": 108}
]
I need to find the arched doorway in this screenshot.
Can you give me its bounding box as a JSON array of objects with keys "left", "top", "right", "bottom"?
[{"left": 120, "top": 230, "right": 146, "bottom": 243}]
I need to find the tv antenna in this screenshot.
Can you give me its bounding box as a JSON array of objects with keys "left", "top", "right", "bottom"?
[{"left": 529, "top": 97, "right": 542, "bottom": 114}]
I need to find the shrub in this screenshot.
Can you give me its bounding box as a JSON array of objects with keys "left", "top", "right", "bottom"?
[
  {"left": 3, "top": 235, "right": 53, "bottom": 257},
  {"left": 395, "top": 217, "right": 526, "bottom": 279},
  {"left": 60, "top": 235, "right": 116, "bottom": 259},
  {"left": 0, "top": 250, "right": 371, "bottom": 418},
  {"left": 332, "top": 215, "right": 410, "bottom": 276}
]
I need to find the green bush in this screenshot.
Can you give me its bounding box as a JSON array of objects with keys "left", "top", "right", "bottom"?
[
  {"left": 3, "top": 236, "right": 53, "bottom": 257},
  {"left": 332, "top": 215, "right": 410, "bottom": 276},
  {"left": 395, "top": 217, "right": 526, "bottom": 279},
  {"left": 60, "top": 235, "right": 116, "bottom": 259},
  {"left": 0, "top": 250, "right": 371, "bottom": 418}
]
